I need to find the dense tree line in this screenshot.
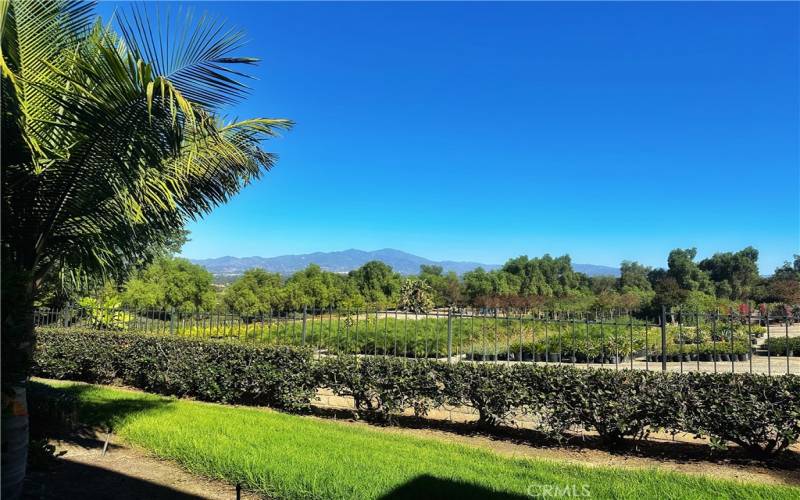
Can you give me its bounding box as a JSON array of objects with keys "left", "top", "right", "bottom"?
[{"left": 58, "top": 247, "right": 800, "bottom": 316}]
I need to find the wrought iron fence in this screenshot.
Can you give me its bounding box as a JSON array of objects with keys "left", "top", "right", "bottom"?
[{"left": 34, "top": 305, "right": 799, "bottom": 375}]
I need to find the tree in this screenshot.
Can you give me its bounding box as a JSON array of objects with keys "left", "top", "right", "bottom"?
[
  {"left": 666, "top": 248, "right": 715, "bottom": 294},
  {"left": 419, "top": 265, "right": 462, "bottom": 307},
  {"left": 755, "top": 256, "right": 800, "bottom": 307},
  {"left": 619, "top": 261, "right": 652, "bottom": 292},
  {"left": 221, "top": 269, "right": 282, "bottom": 316},
  {"left": 1, "top": 3, "right": 290, "bottom": 496},
  {"left": 589, "top": 276, "right": 618, "bottom": 295},
  {"left": 698, "top": 247, "right": 760, "bottom": 300},
  {"left": 773, "top": 255, "right": 800, "bottom": 281},
  {"left": 398, "top": 278, "right": 434, "bottom": 313},
  {"left": 121, "top": 258, "right": 215, "bottom": 312},
  {"left": 286, "top": 264, "right": 347, "bottom": 308},
  {"left": 652, "top": 277, "right": 688, "bottom": 311},
  {"left": 348, "top": 261, "right": 400, "bottom": 306}
]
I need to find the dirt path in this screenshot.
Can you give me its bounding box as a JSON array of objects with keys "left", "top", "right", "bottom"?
[{"left": 24, "top": 434, "right": 261, "bottom": 500}]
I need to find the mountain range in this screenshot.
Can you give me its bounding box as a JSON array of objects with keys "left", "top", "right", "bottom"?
[{"left": 190, "top": 249, "right": 620, "bottom": 277}]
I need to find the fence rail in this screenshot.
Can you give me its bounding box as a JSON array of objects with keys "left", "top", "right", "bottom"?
[{"left": 34, "top": 305, "right": 799, "bottom": 375}]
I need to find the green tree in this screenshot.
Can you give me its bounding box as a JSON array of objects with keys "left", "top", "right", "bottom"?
[
  {"left": 398, "top": 278, "right": 434, "bottom": 313},
  {"left": 419, "top": 265, "right": 462, "bottom": 306},
  {"left": 589, "top": 275, "right": 618, "bottom": 294},
  {"left": 773, "top": 255, "right": 800, "bottom": 281},
  {"left": 501, "top": 254, "right": 586, "bottom": 297},
  {"left": 698, "top": 247, "right": 760, "bottom": 300},
  {"left": 619, "top": 261, "right": 653, "bottom": 292},
  {"left": 462, "top": 267, "right": 494, "bottom": 304},
  {"left": 652, "top": 277, "right": 688, "bottom": 311},
  {"left": 666, "top": 248, "right": 715, "bottom": 295},
  {"left": 286, "top": 264, "right": 345, "bottom": 308},
  {"left": 348, "top": 261, "right": 400, "bottom": 306},
  {"left": 1, "top": 3, "right": 290, "bottom": 495},
  {"left": 122, "top": 258, "right": 216, "bottom": 312},
  {"left": 221, "top": 269, "right": 282, "bottom": 316}
]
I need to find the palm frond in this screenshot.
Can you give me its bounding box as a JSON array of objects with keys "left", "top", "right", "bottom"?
[
  {"left": 117, "top": 4, "right": 256, "bottom": 110},
  {"left": 3, "top": 0, "right": 291, "bottom": 293}
]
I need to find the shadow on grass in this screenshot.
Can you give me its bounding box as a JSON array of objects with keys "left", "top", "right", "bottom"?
[
  {"left": 28, "top": 381, "right": 174, "bottom": 434},
  {"left": 24, "top": 455, "right": 207, "bottom": 500},
  {"left": 379, "top": 474, "right": 528, "bottom": 500}
]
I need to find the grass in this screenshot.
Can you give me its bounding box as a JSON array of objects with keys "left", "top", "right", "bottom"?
[{"left": 32, "top": 379, "right": 799, "bottom": 500}]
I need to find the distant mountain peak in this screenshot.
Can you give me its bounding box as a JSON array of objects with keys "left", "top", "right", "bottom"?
[{"left": 189, "top": 249, "right": 620, "bottom": 278}]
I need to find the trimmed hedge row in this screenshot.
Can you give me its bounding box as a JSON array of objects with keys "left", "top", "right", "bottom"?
[
  {"left": 33, "top": 328, "right": 316, "bottom": 411},
  {"left": 33, "top": 329, "right": 800, "bottom": 455}
]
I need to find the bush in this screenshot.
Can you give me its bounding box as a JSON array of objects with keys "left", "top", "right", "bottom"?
[
  {"left": 316, "top": 356, "right": 446, "bottom": 423},
  {"left": 34, "top": 328, "right": 316, "bottom": 411},
  {"left": 33, "top": 328, "right": 800, "bottom": 455},
  {"left": 763, "top": 337, "right": 800, "bottom": 356},
  {"left": 535, "top": 368, "right": 677, "bottom": 445},
  {"left": 678, "top": 373, "right": 800, "bottom": 455},
  {"left": 446, "top": 363, "right": 533, "bottom": 428}
]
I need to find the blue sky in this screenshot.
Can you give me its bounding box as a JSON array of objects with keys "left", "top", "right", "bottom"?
[{"left": 99, "top": 2, "right": 799, "bottom": 273}]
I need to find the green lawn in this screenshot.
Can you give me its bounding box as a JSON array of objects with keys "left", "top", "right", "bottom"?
[{"left": 32, "top": 379, "right": 799, "bottom": 500}]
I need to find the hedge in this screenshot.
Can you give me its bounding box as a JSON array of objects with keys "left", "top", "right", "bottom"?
[
  {"left": 33, "top": 328, "right": 800, "bottom": 455},
  {"left": 33, "top": 328, "right": 316, "bottom": 411}
]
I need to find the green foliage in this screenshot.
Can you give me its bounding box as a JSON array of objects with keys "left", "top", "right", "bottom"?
[
  {"left": 398, "top": 278, "right": 434, "bottom": 313},
  {"left": 121, "top": 257, "right": 216, "bottom": 311},
  {"left": 447, "top": 363, "right": 532, "bottom": 427},
  {"left": 34, "top": 328, "right": 800, "bottom": 455},
  {"left": 317, "top": 356, "right": 443, "bottom": 423},
  {"left": 667, "top": 248, "right": 716, "bottom": 295},
  {"left": 763, "top": 337, "right": 800, "bottom": 356},
  {"left": 536, "top": 368, "right": 677, "bottom": 445},
  {"left": 418, "top": 265, "right": 461, "bottom": 306},
  {"left": 222, "top": 268, "right": 282, "bottom": 315},
  {"left": 34, "top": 329, "right": 315, "bottom": 411},
  {"left": 620, "top": 261, "right": 653, "bottom": 292},
  {"left": 77, "top": 296, "right": 129, "bottom": 330},
  {"left": 348, "top": 261, "right": 401, "bottom": 307},
  {"left": 1, "top": 0, "right": 290, "bottom": 381},
  {"left": 678, "top": 373, "right": 800, "bottom": 454},
  {"left": 699, "top": 247, "right": 760, "bottom": 300}
]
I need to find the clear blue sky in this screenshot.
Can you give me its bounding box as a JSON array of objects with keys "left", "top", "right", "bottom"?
[{"left": 99, "top": 2, "right": 799, "bottom": 273}]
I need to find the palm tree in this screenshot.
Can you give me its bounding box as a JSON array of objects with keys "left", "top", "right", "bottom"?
[{"left": 1, "top": 2, "right": 291, "bottom": 496}]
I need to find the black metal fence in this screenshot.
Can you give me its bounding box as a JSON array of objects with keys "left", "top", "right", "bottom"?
[{"left": 34, "top": 305, "right": 799, "bottom": 375}]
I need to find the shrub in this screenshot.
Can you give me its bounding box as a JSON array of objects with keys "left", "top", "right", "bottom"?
[
  {"left": 536, "top": 368, "right": 676, "bottom": 445},
  {"left": 316, "top": 356, "right": 446, "bottom": 423},
  {"left": 34, "top": 329, "right": 316, "bottom": 411},
  {"left": 447, "top": 363, "right": 532, "bottom": 428},
  {"left": 678, "top": 373, "right": 800, "bottom": 455},
  {"left": 763, "top": 337, "right": 800, "bottom": 356}
]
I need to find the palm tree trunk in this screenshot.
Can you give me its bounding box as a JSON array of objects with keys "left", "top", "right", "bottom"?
[{"left": 1, "top": 264, "right": 35, "bottom": 500}]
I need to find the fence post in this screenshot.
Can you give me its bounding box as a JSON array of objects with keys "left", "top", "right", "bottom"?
[
  {"left": 63, "top": 303, "right": 72, "bottom": 328},
  {"left": 170, "top": 307, "right": 176, "bottom": 336},
  {"left": 447, "top": 310, "right": 453, "bottom": 362},
  {"left": 660, "top": 305, "right": 668, "bottom": 372},
  {"left": 301, "top": 305, "right": 307, "bottom": 346}
]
